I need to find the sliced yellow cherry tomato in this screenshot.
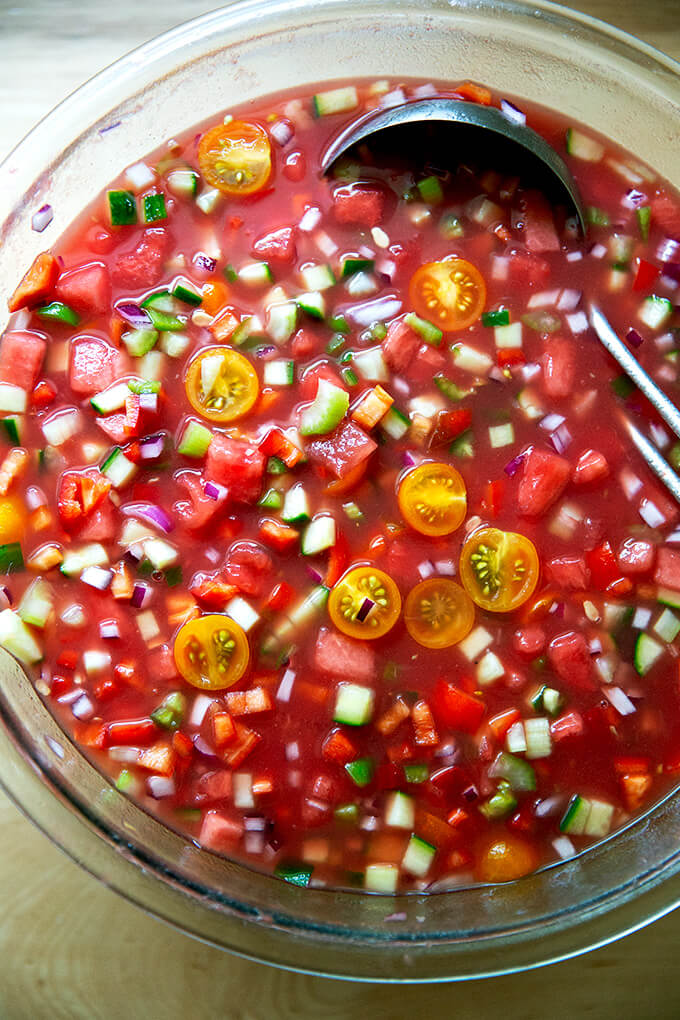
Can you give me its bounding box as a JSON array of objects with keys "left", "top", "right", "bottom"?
[
  {"left": 198, "top": 120, "right": 272, "bottom": 196},
  {"left": 184, "top": 345, "right": 259, "bottom": 423},
  {"left": 409, "top": 258, "right": 486, "bottom": 331},
  {"left": 0, "top": 496, "right": 25, "bottom": 543},
  {"left": 174, "top": 614, "right": 250, "bottom": 690},
  {"left": 397, "top": 462, "right": 467, "bottom": 537},
  {"left": 328, "top": 565, "right": 401, "bottom": 640},
  {"left": 404, "top": 578, "right": 475, "bottom": 649},
  {"left": 459, "top": 526, "right": 539, "bottom": 613}
]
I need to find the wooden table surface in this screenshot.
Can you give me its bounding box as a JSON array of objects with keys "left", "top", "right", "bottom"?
[{"left": 1, "top": 2, "right": 679, "bottom": 1017}]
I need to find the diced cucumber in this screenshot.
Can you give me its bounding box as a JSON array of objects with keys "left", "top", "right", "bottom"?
[
  {"left": 141, "top": 290, "right": 178, "bottom": 315},
  {"left": 42, "top": 409, "right": 80, "bottom": 446},
  {"left": 345, "top": 271, "right": 377, "bottom": 298},
  {"left": 524, "top": 717, "right": 552, "bottom": 759},
  {"left": 312, "top": 86, "right": 359, "bottom": 117},
  {"left": 282, "top": 483, "right": 310, "bottom": 524},
  {"left": 352, "top": 347, "right": 389, "bottom": 383},
  {"left": 122, "top": 327, "right": 158, "bottom": 357},
  {"left": 417, "top": 175, "right": 444, "bottom": 205},
  {"left": 0, "top": 385, "right": 27, "bottom": 414},
  {"left": 565, "top": 127, "right": 604, "bottom": 162},
  {"left": 160, "top": 331, "right": 191, "bottom": 358},
  {"left": 584, "top": 798, "right": 614, "bottom": 838},
  {"left": 83, "top": 650, "right": 112, "bottom": 675},
  {"left": 275, "top": 861, "right": 314, "bottom": 888},
  {"left": 479, "top": 782, "right": 517, "bottom": 821},
  {"left": 258, "top": 488, "right": 282, "bottom": 510},
  {"left": 653, "top": 608, "right": 680, "bottom": 643},
  {"left": 238, "top": 262, "right": 274, "bottom": 288},
  {"left": 488, "top": 751, "right": 536, "bottom": 792},
  {"left": 1, "top": 417, "right": 22, "bottom": 445},
  {"left": 138, "top": 350, "right": 165, "bottom": 381},
  {"left": 142, "top": 193, "right": 167, "bottom": 223},
  {"left": 637, "top": 207, "right": 651, "bottom": 241},
  {"left": 90, "top": 381, "right": 131, "bottom": 414},
  {"left": 364, "top": 863, "right": 399, "bottom": 893},
  {"left": 166, "top": 169, "right": 199, "bottom": 200},
  {"left": 450, "top": 429, "right": 474, "bottom": 459},
  {"left": 287, "top": 586, "right": 329, "bottom": 629},
  {"left": 402, "top": 835, "right": 436, "bottom": 877},
  {"left": 560, "top": 794, "right": 591, "bottom": 835},
  {"left": 107, "top": 189, "right": 137, "bottom": 226},
  {"left": 517, "top": 387, "right": 545, "bottom": 420},
  {"left": 459, "top": 626, "right": 493, "bottom": 661},
  {"left": 300, "top": 263, "right": 336, "bottom": 292},
  {"left": 477, "top": 649, "right": 504, "bottom": 685},
  {"left": 341, "top": 257, "right": 374, "bottom": 278},
  {"left": 143, "top": 538, "right": 178, "bottom": 571},
  {"left": 296, "top": 290, "right": 326, "bottom": 320},
  {"left": 380, "top": 406, "right": 410, "bottom": 440},
  {"left": 488, "top": 423, "right": 515, "bottom": 448},
  {"left": 542, "top": 687, "right": 563, "bottom": 716},
  {"left": 301, "top": 515, "right": 336, "bottom": 555},
  {"left": 334, "top": 682, "right": 375, "bottom": 726},
  {"left": 451, "top": 343, "right": 493, "bottom": 375},
  {"left": 60, "top": 543, "right": 109, "bottom": 577},
  {"left": 100, "top": 447, "right": 138, "bottom": 489},
  {"left": 266, "top": 301, "right": 298, "bottom": 345},
  {"left": 196, "top": 188, "right": 221, "bottom": 215},
  {"left": 263, "top": 360, "right": 295, "bottom": 387},
  {"left": 225, "top": 595, "right": 260, "bottom": 633},
  {"left": 177, "top": 419, "right": 213, "bottom": 458},
  {"left": 603, "top": 602, "right": 631, "bottom": 631},
  {"left": 146, "top": 308, "right": 185, "bottom": 332},
  {"left": 433, "top": 375, "right": 470, "bottom": 402},
  {"left": 639, "top": 296, "right": 673, "bottom": 330},
  {"left": 657, "top": 586, "right": 680, "bottom": 610},
  {"left": 494, "top": 321, "right": 523, "bottom": 348},
  {"left": 0, "top": 609, "right": 42, "bottom": 665},
  {"left": 404, "top": 312, "right": 443, "bottom": 347},
  {"left": 384, "top": 791, "right": 415, "bottom": 829},
  {"left": 299, "top": 379, "right": 349, "bottom": 436},
  {"left": 17, "top": 578, "right": 54, "bottom": 629},
  {"left": 634, "top": 632, "right": 664, "bottom": 675},
  {"left": 172, "top": 278, "right": 203, "bottom": 306}
]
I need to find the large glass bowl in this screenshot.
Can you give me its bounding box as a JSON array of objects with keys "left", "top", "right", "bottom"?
[{"left": 0, "top": 0, "right": 679, "bottom": 983}]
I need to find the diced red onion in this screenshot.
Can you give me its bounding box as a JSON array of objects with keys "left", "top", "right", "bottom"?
[
  {"left": 603, "top": 685, "right": 636, "bottom": 716},
  {"left": 552, "top": 835, "right": 576, "bottom": 860},
  {"left": 269, "top": 118, "right": 294, "bottom": 146},
  {"left": 285, "top": 740, "right": 300, "bottom": 761},
  {"left": 557, "top": 288, "right": 582, "bottom": 311},
  {"left": 0, "top": 587, "right": 11, "bottom": 610},
  {"left": 417, "top": 561, "right": 434, "bottom": 580},
  {"left": 131, "top": 582, "right": 150, "bottom": 608},
  {"left": 588, "top": 637, "right": 603, "bottom": 655},
  {"left": 108, "top": 746, "right": 141, "bottom": 763},
  {"left": 277, "top": 669, "right": 296, "bottom": 703},
  {"left": 345, "top": 295, "right": 402, "bottom": 327},
  {"left": 256, "top": 345, "right": 277, "bottom": 358},
  {"left": 622, "top": 188, "right": 647, "bottom": 209},
  {"left": 116, "top": 302, "right": 153, "bottom": 329},
  {"left": 139, "top": 433, "right": 167, "bottom": 461},
  {"left": 203, "top": 546, "right": 220, "bottom": 564},
  {"left": 244, "top": 816, "right": 268, "bottom": 832},
  {"left": 58, "top": 688, "right": 83, "bottom": 706},
  {"left": 385, "top": 911, "right": 408, "bottom": 923},
  {"left": 589, "top": 242, "right": 607, "bottom": 259},
  {"left": 360, "top": 815, "right": 379, "bottom": 832},
  {"left": 650, "top": 422, "right": 670, "bottom": 449},
  {"left": 488, "top": 367, "right": 506, "bottom": 383},
  {"left": 376, "top": 259, "right": 396, "bottom": 280},
  {"left": 204, "top": 480, "right": 227, "bottom": 501},
  {"left": 462, "top": 784, "right": 478, "bottom": 802},
  {"left": 147, "top": 775, "right": 176, "bottom": 798},
  {"left": 193, "top": 252, "right": 217, "bottom": 273},
  {"left": 657, "top": 238, "right": 680, "bottom": 263},
  {"left": 565, "top": 250, "right": 583, "bottom": 263},
  {"left": 566, "top": 310, "right": 590, "bottom": 334},
  {"left": 500, "top": 98, "right": 526, "bottom": 125},
  {"left": 660, "top": 261, "right": 680, "bottom": 282},
  {"left": 305, "top": 564, "right": 323, "bottom": 584},
  {"left": 504, "top": 452, "right": 525, "bottom": 477},
  {"left": 72, "top": 694, "right": 95, "bottom": 720},
  {"left": 25, "top": 486, "right": 47, "bottom": 511},
  {"left": 379, "top": 86, "right": 407, "bottom": 109},
  {"left": 550, "top": 423, "right": 572, "bottom": 454},
  {"left": 528, "top": 288, "right": 560, "bottom": 309},
  {"left": 189, "top": 694, "right": 214, "bottom": 727},
  {"left": 535, "top": 795, "right": 564, "bottom": 818},
  {"left": 193, "top": 734, "right": 218, "bottom": 758},
  {"left": 121, "top": 501, "right": 174, "bottom": 533},
  {"left": 540, "top": 413, "right": 565, "bottom": 432},
  {"left": 402, "top": 449, "right": 418, "bottom": 467},
  {"left": 627, "top": 327, "right": 644, "bottom": 348},
  {"left": 81, "top": 565, "right": 113, "bottom": 590},
  {"left": 356, "top": 597, "right": 375, "bottom": 623},
  {"left": 139, "top": 392, "right": 158, "bottom": 414},
  {"left": 550, "top": 601, "right": 565, "bottom": 619},
  {"left": 31, "top": 204, "right": 54, "bottom": 233},
  {"left": 100, "top": 619, "right": 121, "bottom": 639},
  {"left": 392, "top": 377, "right": 410, "bottom": 396}
]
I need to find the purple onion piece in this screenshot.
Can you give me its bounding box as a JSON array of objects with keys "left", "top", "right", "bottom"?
[
  {"left": 193, "top": 252, "right": 217, "bottom": 273},
  {"left": 100, "top": 619, "right": 121, "bottom": 639},
  {"left": 269, "top": 119, "right": 294, "bottom": 147},
  {"left": 204, "top": 480, "right": 226, "bottom": 501},
  {"left": 402, "top": 449, "right": 418, "bottom": 468},
  {"left": 306, "top": 564, "right": 323, "bottom": 584},
  {"left": 356, "top": 597, "right": 375, "bottom": 623},
  {"left": 462, "top": 784, "right": 479, "bottom": 803},
  {"left": 131, "top": 582, "right": 149, "bottom": 609},
  {"left": 25, "top": 485, "right": 47, "bottom": 511},
  {"left": 627, "top": 327, "right": 644, "bottom": 348},
  {"left": 139, "top": 392, "right": 158, "bottom": 414},
  {"left": 139, "top": 433, "right": 167, "bottom": 460},
  {"left": 116, "top": 302, "right": 153, "bottom": 330},
  {"left": 256, "top": 345, "right": 277, "bottom": 358},
  {"left": 500, "top": 99, "right": 526, "bottom": 125},
  {"left": 120, "top": 501, "right": 174, "bottom": 534},
  {"left": 345, "top": 294, "right": 402, "bottom": 327},
  {"left": 31, "top": 204, "right": 54, "bottom": 233},
  {"left": 661, "top": 261, "right": 680, "bottom": 283},
  {"left": 552, "top": 601, "right": 565, "bottom": 619},
  {"left": 624, "top": 188, "right": 646, "bottom": 209},
  {"left": 503, "top": 453, "right": 525, "bottom": 477},
  {"left": 657, "top": 238, "right": 680, "bottom": 263}
]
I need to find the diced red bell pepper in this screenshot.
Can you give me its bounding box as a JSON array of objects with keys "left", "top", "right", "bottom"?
[
  {"left": 480, "top": 479, "right": 505, "bottom": 518},
  {"left": 8, "top": 251, "right": 59, "bottom": 311},
  {"left": 264, "top": 581, "right": 295, "bottom": 612},
  {"left": 258, "top": 426, "right": 305, "bottom": 468},
  {"left": 199, "top": 810, "right": 244, "bottom": 853},
  {"left": 104, "top": 717, "right": 157, "bottom": 747},
  {"left": 31, "top": 379, "right": 57, "bottom": 409},
  {"left": 586, "top": 540, "right": 620, "bottom": 590},
  {"left": 258, "top": 518, "right": 299, "bottom": 554},
  {"left": 497, "top": 348, "right": 526, "bottom": 368},
  {"left": 549, "top": 710, "right": 584, "bottom": 742},
  {"left": 548, "top": 632, "right": 594, "bottom": 690},
  {"left": 189, "top": 575, "right": 238, "bottom": 609},
  {"left": 56, "top": 650, "right": 78, "bottom": 670},
  {"left": 430, "top": 408, "right": 472, "bottom": 446},
  {"left": 57, "top": 468, "right": 112, "bottom": 528},
  {"left": 412, "top": 700, "right": 438, "bottom": 746},
  {"left": 222, "top": 721, "right": 261, "bottom": 768},
  {"left": 325, "top": 528, "right": 349, "bottom": 587},
  {"left": 172, "top": 730, "right": 194, "bottom": 759},
  {"left": 454, "top": 81, "right": 492, "bottom": 105},
  {"left": 432, "top": 679, "right": 485, "bottom": 734},
  {"left": 322, "top": 726, "right": 359, "bottom": 764},
  {"left": 573, "top": 448, "right": 609, "bottom": 484},
  {"left": 632, "top": 257, "right": 661, "bottom": 292},
  {"left": 620, "top": 772, "right": 652, "bottom": 812},
  {"left": 488, "top": 708, "right": 521, "bottom": 741},
  {"left": 138, "top": 742, "right": 177, "bottom": 776}
]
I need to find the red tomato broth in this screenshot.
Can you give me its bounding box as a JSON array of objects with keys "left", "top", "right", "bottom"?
[{"left": 3, "top": 77, "right": 680, "bottom": 892}]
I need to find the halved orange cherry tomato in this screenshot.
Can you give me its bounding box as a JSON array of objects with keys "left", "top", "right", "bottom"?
[
  {"left": 409, "top": 258, "right": 486, "bottom": 330},
  {"left": 198, "top": 121, "right": 272, "bottom": 196},
  {"left": 459, "top": 526, "right": 539, "bottom": 613},
  {"left": 476, "top": 833, "right": 538, "bottom": 883},
  {"left": 174, "top": 614, "right": 250, "bottom": 690},
  {"left": 184, "top": 346, "right": 259, "bottom": 423},
  {"left": 328, "top": 565, "right": 401, "bottom": 640},
  {"left": 397, "top": 462, "right": 467, "bottom": 537},
  {"left": 404, "top": 578, "right": 475, "bottom": 649}
]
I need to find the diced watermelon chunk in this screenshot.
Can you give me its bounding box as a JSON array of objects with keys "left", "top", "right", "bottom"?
[
  {"left": 507, "top": 250, "right": 551, "bottom": 288},
  {"left": 617, "top": 538, "right": 655, "bottom": 575},
  {"left": 205, "top": 434, "right": 265, "bottom": 503},
  {"left": 654, "top": 547, "right": 680, "bottom": 592},
  {"left": 407, "top": 344, "right": 448, "bottom": 384},
  {"left": 573, "top": 449, "right": 609, "bottom": 485},
  {"left": 112, "top": 228, "right": 170, "bottom": 288},
  {"left": 69, "top": 337, "right": 128, "bottom": 394},
  {"left": 300, "top": 360, "right": 346, "bottom": 400},
  {"left": 291, "top": 327, "right": 323, "bottom": 359},
  {"left": 333, "top": 184, "right": 385, "bottom": 228},
  {"left": 223, "top": 541, "right": 275, "bottom": 597},
  {"left": 0, "top": 330, "right": 47, "bottom": 391},
  {"left": 545, "top": 556, "right": 590, "bottom": 591},
  {"left": 307, "top": 421, "right": 377, "bottom": 479},
  {"left": 174, "top": 471, "right": 226, "bottom": 531},
  {"left": 314, "top": 627, "right": 375, "bottom": 683},
  {"left": 95, "top": 413, "right": 129, "bottom": 443},
  {"left": 75, "top": 499, "right": 116, "bottom": 541},
  {"left": 251, "top": 226, "right": 297, "bottom": 263},
  {"left": 542, "top": 337, "right": 575, "bottom": 399},
  {"left": 196, "top": 770, "right": 233, "bottom": 804},
  {"left": 382, "top": 318, "right": 421, "bottom": 374},
  {"left": 522, "top": 191, "right": 560, "bottom": 253},
  {"left": 199, "top": 809, "right": 244, "bottom": 853},
  {"left": 512, "top": 625, "right": 546, "bottom": 657},
  {"left": 548, "top": 631, "right": 594, "bottom": 690},
  {"left": 149, "top": 643, "right": 178, "bottom": 681},
  {"left": 517, "top": 446, "right": 570, "bottom": 517},
  {"left": 56, "top": 261, "right": 111, "bottom": 317},
  {"left": 651, "top": 190, "right": 680, "bottom": 240}
]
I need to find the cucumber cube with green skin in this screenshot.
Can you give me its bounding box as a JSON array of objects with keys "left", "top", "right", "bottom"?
[
  {"left": 364, "top": 863, "right": 399, "bottom": 892},
  {"left": 404, "top": 312, "right": 443, "bottom": 347},
  {"left": 482, "top": 308, "right": 510, "bottom": 327},
  {"left": 0, "top": 543, "right": 24, "bottom": 574},
  {"left": 299, "top": 379, "right": 349, "bottom": 436},
  {"left": 108, "top": 189, "right": 137, "bottom": 225},
  {"left": 402, "top": 835, "right": 437, "bottom": 877},
  {"left": 384, "top": 791, "right": 415, "bottom": 829},
  {"left": 334, "top": 682, "right": 375, "bottom": 726},
  {"left": 0, "top": 417, "right": 21, "bottom": 445},
  {"left": 177, "top": 419, "right": 213, "bottom": 458},
  {"left": 275, "top": 862, "right": 313, "bottom": 887},
  {"left": 258, "top": 487, "right": 283, "bottom": 510},
  {"left": 488, "top": 751, "right": 536, "bottom": 792},
  {"left": 417, "top": 175, "right": 444, "bottom": 205},
  {"left": 345, "top": 757, "right": 375, "bottom": 787},
  {"left": 334, "top": 803, "right": 359, "bottom": 824},
  {"left": 479, "top": 781, "right": 517, "bottom": 820},
  {"left": 636, "top": 206, "right": 651, "bottom": 241},
  {"left": 150, "top": 692, "right": 186, "bottom": 730},
  {"left": 142, "top": 192, "right": 167, "bottom": 222},
  {"left": 0, "top": 609, "right": 43, "bottom": 665}
]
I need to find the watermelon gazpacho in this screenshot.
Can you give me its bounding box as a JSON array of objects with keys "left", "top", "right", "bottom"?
[{"left": 2, "top": 77, "right": 680, "bottom": 893}]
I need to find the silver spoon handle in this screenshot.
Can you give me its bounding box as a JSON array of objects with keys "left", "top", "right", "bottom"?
[
  {"left": 622, "top": 416, "right": 680, "bottom": 504},
  {"left": 589, "top": 304, "right": 680, "bottom": 441}
]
